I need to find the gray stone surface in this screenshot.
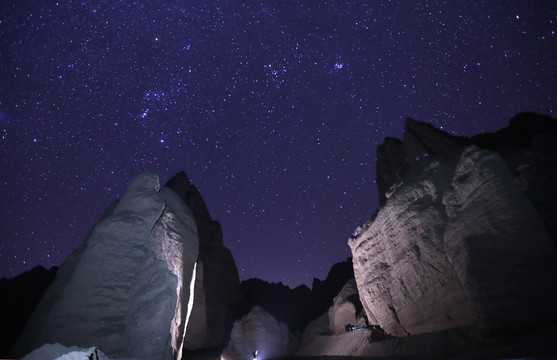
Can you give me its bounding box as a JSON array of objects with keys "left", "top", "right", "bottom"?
[
  {"left": 350, "top": 146, "right": 557, "bottom": 337},
  {"left": 11, "top": 172, "right": 200, "bottom": 359},
  {"left": 350, "top": 156, "right": 474, "bottom": 336},
  {"left": 148, "top": 187, "right": 200, "bottom": 359}
]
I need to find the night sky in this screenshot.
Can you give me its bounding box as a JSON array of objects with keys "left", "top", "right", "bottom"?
[{"left": 1, "top": 1, "right": 556, "bottom": 288}]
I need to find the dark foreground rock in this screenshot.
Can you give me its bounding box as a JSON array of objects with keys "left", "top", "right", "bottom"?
[
  {"left": 235, "top": 258, "right": 355, "bottom": 336},
  {"left": 0, "top": 266, "right": 58, "bottom": 356}
]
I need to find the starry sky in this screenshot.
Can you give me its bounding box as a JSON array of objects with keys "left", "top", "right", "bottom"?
[{"left": 1, "top": 1, "right": 556, "bottom": 288}]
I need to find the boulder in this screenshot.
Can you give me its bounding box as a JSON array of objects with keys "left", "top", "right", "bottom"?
[
  {"left": 328, "top": 279, "right": 363, "bottom": 334},
  {"left": 237, "top": 278, "right": 312, "bottom": 334},
  {"left": 351, "top": 156, "right": 474, "bottom": 336},
  {"left": 298, "top": 312, "right": 332, "bottom": 349},
  {"left": 297, "top": 279, "right": 366, "bottom": 356},
  {"left": 221, "top": 306, "right": 298, "bottom": 360}
]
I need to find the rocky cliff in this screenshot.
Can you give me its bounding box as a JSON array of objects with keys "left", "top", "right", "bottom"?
[
  {"left": 11, "top": 171, "right": 240, "bottom": 360},
  {"left": 165, "top": 172, "right": 241, "bottom": 351},
  {"left": 351, "top": 113, "right": 557, "bottom": 339}
]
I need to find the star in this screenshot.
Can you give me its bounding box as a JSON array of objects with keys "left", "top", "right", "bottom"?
[{"left": 1, "top": 1, "right": 556, "bottom": 288}]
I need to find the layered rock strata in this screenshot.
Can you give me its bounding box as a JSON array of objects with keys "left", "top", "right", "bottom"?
[
  {"left": 350, "top": 146, "right": 557, "bottom": 336},
  {"left": 376, "top": 112, "right": 557, "bottom": 209}
]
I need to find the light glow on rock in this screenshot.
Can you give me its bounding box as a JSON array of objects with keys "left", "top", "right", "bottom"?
[
  {"left": 185, "top": 261, "right": 198, "bottom": 331},
  {"left": 177, "top": 261, "right": 198, "bottom": 359}
]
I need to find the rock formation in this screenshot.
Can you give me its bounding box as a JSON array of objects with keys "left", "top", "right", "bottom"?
[
  {"left": 351, "top": 154, "right": 476, "bottom": 336},
  {"left": 22, "top": 343, "right": 110, "bottom": 360},
  {"left": 232, "top": 258, "right": 354, "bottom": 338},
  {"left": 376, "top": 112, "right": 557, "bottom": 208},
  {"left": 221, "top": 306, "right": 298, "bottom": 360},
  {"left": 296, "top": 279, "right": 366, "bottom": 356},
  {"left": 442, "top": 147, "right": 557, "bottom": 331},
  {"left": 327, "top": 279, "right": 364, "bottom": 335},
  {"left": 351, "top": 114, "right": 557, "bottom": 338},
  {"left": 11, "top": 171, "right": 240, "bottom": 360},
  {"left": 165, "top": 172, "right": 241, "bottom": 351}
]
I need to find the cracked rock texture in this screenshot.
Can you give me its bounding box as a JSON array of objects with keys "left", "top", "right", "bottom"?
[
  {"left": 350, "top": 145, "right": 557, "bottom": 337},
  {"left": 11, "top": 171, "right": 239, "bottom": 360},
  {"left": 165, "top": 172, "right": 241, "bottom": 351}
]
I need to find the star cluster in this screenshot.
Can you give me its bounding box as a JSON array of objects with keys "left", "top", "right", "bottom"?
[{"left": 1, "top": 1, "right": 556, "bottom": 287}]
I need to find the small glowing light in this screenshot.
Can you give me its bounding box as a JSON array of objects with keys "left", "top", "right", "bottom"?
[{"left": 334, "top": 62, "right": 343, "bottom": 69}]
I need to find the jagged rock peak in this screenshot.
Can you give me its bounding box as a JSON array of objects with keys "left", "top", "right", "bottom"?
[
  {"left": 165, "top": 171, "right": 213, "bottom": 222},
  {"left": 376, "top": 112, "right": 557, "bottom": 205},
  {"left": 164, "top": 171, "right": 192, "bottom": 199}
]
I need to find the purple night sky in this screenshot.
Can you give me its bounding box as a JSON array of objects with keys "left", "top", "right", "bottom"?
[{"left": 1, "top": 1, "right": 556, "bottom": 287}]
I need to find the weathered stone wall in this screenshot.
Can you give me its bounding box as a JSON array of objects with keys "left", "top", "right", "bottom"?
[{"left": 350, "top": 147, "right": 557, "bottom": 336}]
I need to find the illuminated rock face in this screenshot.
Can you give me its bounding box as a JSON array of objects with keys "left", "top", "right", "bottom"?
[
  {"left": 12, "top": 172, "right": 191, "bottom": 359},
  {"left": 350, "top": 146, "right": 557, "bottom": 336},
  {"left": 221, "top": 306, "right": 298, "bottom": 360},
  {"left": 12, "top": 171, "right": 238, "bottom": 359},
  {"left": 165, "top": 172, "right": 241, "bottom": 351},
  {"left": 148, "top": 186, "right": 200, "bottom": 359}
]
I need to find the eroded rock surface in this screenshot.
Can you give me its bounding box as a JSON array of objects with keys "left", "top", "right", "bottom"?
[
  {"left": 443, "top": 147, "right": 557, "bottom": 330},
  {"left": 12, "top": 172, "right": 187, "bottom": 359},
  {"left": 350, "top": 146, "right": 557, "bottom": 337},
  {"left": 376, "top": 112, "right": 557, "bottom": 207},
  {"left": 11, "top": 171, "right": 237, "bottom": 360}
]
